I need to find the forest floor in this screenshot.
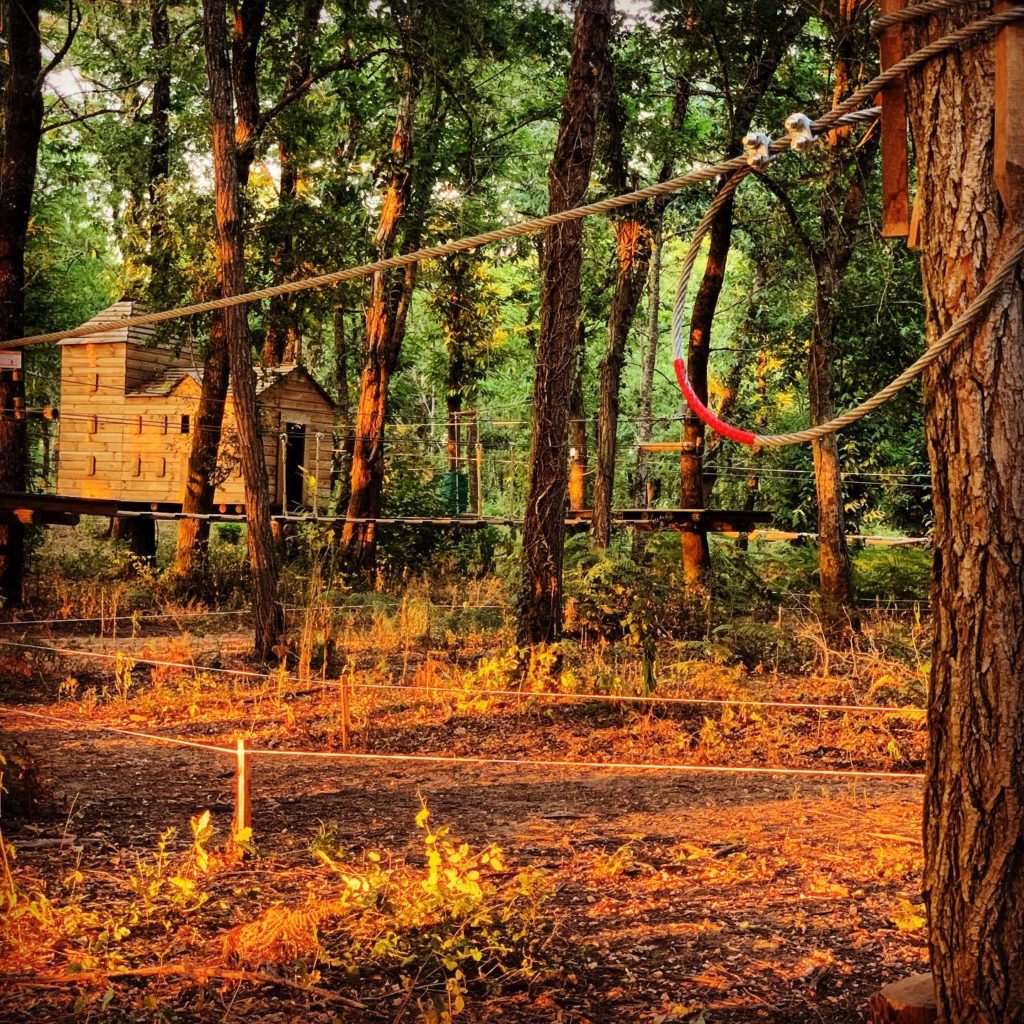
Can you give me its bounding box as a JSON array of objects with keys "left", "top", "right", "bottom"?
[{"left": 0, "top": 618, "right": 930, "bottom": 1024}]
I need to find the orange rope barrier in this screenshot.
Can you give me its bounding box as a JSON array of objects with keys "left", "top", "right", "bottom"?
[
  {"left": 0, "top": 704, "right": 924, "bottom": 781},
  {"left": 0, "top": 639, "right": 927, "bottom": 717}
]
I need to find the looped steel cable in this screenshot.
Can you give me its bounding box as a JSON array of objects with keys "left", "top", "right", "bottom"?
[{"left": 671, "top": 6, "right": 1024, "bottom": 448}]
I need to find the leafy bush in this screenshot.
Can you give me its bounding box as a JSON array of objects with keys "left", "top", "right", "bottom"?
[{"left": 711, "top": 620, "right": 813, "bottom": 673}]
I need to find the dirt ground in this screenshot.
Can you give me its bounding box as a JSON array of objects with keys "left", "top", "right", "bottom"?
[{"left": 0, "top": 628, "right": 929, "bottom": 1023}]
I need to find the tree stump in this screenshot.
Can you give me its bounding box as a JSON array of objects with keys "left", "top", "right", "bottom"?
[{"left": 869, "top": 973, "right": 937, "bottom": 1024}]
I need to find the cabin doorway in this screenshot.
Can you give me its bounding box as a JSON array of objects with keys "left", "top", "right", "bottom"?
[{"left": 284, "top": 422, "right": 306, "bottom": 510}]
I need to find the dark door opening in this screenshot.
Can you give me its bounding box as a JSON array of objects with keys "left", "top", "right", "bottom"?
[{"left": 284, "top": 422, "right": 306, "bottom": 511}]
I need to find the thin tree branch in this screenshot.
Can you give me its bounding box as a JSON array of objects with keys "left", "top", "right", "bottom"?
[
  {"left": 760, "top": 173, "right": 819, "bottom": 262},
  {"left": 36, "top": 1, "right": 82, "bottom": 90},
  {"left": 256, "top": 48, "right": 398, "bottom": 137},
  {"left": 42, "top": 106, "right": 120, "bottom": 133}
]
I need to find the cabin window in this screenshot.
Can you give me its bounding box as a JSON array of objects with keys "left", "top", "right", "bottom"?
[
  {"left": 158, "top": 456, "right": 167, "bottom": 478},
  {"left": 181, "top": 414, "right": 190, "bottom": 434},
  {"left": 133, "top": 456, "right": 142, "bottom": 478},
  {"left": 88, "top": 414, "right": 98, "bottom": 434},
  {"left": 87, "top": 455, "right": 97, "bottom": 476}
]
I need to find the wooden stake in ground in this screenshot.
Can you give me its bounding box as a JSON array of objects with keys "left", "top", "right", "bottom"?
[
  {"left": 869, "top": 973, "right": 937, "bottom": 1024},
  {"left": 233, "top": 737, "right": 251, "bottom": 838}
]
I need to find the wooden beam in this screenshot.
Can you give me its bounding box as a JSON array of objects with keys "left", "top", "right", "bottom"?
[
  {"left": 637, "top": 441, "right": 685, "bottom": 452},
  {"left": 995, "top": 0, "right": 1024, "bottom": 221},
  {"left": 907, "top": 190, "right": 923, "bottom": 250},
  {"left": 879, "top": 0, "right": 910, "bottom": 238}
]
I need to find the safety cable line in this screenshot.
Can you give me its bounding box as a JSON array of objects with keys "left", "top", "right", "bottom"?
[
  {"left": 871, "top": 0, "right": 991, "bottom": 34},
  {"left": 0, "top": 704, "right": 924, "bottom": 781},
  {"left": 0, "top": 639, "right": 926, "bottom": 716},
  {"left": 0, "top": 151, "right": 750, "bottom": 350}
]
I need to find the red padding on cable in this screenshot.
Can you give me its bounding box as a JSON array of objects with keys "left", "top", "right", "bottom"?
[{"left": 673, "top": 357, "right": 757, "bottom": 446}]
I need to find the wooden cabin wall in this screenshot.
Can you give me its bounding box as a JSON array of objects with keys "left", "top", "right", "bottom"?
[
  {"left": 262, "top": 375, "right": 335, "bottom": 507},
  {"left": 56, "top": 343, "right": 128, "bottom": 499},
  {"left": 122, "top": 386, "right": 204, "bottom": 504},
  {"left": 57, "top": 347, "right": 334, "bottom": 510}
]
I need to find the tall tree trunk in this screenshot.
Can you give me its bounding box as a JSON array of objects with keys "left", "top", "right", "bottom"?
[
  {"left": 202, "top": 0, "right": 282, "bottom": 657},
  {"left": 147, "top": 0, "right": 171, "bottom": 279},
  {"left": 679, "top": 183, "right": 735, "bottom": 584},
  {"left": 591, "top": 62, "right": 653, "bottom": 550},
  {"left": 804, "top": 8, "right": 877, "bottom": 629},
  {"left": 330, "top": 306, "right": 354, "bottom": 502},
  {"left": 517, "top": 0, "right": 612, "bottom": 645},
  {"left": 568, "top": 328, "right": 588, "bottom": 512},
  {"left": 173, "top": 313, "right": 229, "bottom": 580},
  {"left": 592, "top": 215, "right": 652, "bottom": 548},
  {"left": 263, "top": 0, "right": 321, "bottom": 366},
  {"left": 677, "top": 5, "right": 808, "bottom": 585},
  {"left": 903, "top": 12, "right": 1024, "bottom": 1021},
  {"left": 634, "top": 215, "right": 663, "bottom": 510},
  {"left": 0, "top": 0, "right": 44, "bottom": 608},
  {"left": 808, "top": 258, "right": 855, "bottom": 622},
  {"left": 341, "top": 58, "right": 420, "bottom": 571},
  {"left": 175, "top": 0, "right": 265, "bottom": 581}
]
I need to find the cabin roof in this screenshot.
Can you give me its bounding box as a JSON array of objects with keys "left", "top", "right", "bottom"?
[
  {"left": 60, "top": 300, "right": 167, "bottom": 348},
  {"left": 125, "top": 362, "right": 334, "bottom": 408}
]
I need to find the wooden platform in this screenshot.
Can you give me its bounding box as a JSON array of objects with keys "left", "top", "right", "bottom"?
[{"left": 0, "top": 493, "right": 770, "bottom": 534}]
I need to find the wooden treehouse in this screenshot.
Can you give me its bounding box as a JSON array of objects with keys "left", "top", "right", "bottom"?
[{"left": 55, "top": 301, "right": 334, "bottom": 511}]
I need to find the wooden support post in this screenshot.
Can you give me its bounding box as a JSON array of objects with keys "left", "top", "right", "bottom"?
[
  {"left": 995, "top": 0, "right": 1024, "bottom": 222},
  {"left": 339, "top": 679, "right": 351, "bottom": 752},
  {"left": 869, "top": 973, "right": 937, "bottom": 1024},
  {"left": 465, "top": 412, "right": 481, "bottom": 516},
  {"left": 233, "top": 737, "right": 252, "bottom": 839},
  {"left": 313, "top": 432, "right": 322, "bottom": 516},
  {"left": 879, "top": 0, "right": 910, "bottom": 238}
]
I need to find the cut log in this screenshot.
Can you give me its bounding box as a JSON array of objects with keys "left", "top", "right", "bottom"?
[{"left": 869, "top": 973, "right": 937, "bottom": 1024}]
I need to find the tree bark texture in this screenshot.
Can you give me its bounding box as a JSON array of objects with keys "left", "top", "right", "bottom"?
[
  {"left": 902, "top": 12, "right": 1024, "bottom": 1023},
  {"left": 805, "top": 8, "right": 877, "bottom": 628},
  {"left": 341, "top": 57, "right": 420, "bottom": 571},
  {"left": 173, "top": 313, "right": 230, "bottom": 581},
  {"left": 0, "top": 0, "right": 44, "bottom": 607},
  {"left": 330, "top": 306, "right": 354, "bottom": 502},
  {"left": 634, "top": 216, "right": 663, "bottom": 510},
  {"left": 591, "top": 62, "right": 652, "bottom": 549},
  {"left": 203, "top": 0, "right": 282, "bottom": 658},
  {"left": 516, "top": 0, "right": 612, "bottom": 645},
  {"left": 680, "top": 184, "right": 735, "bottom": 584}
]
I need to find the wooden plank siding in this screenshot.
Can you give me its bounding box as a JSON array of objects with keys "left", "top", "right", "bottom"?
[{"left": 56, "top": 329, "right": 335, "bottom": 508}]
